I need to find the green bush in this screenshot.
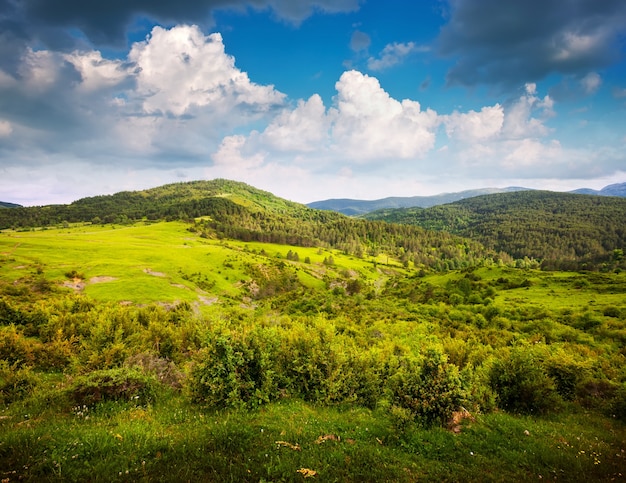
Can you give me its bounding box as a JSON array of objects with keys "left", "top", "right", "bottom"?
[
  {"left": 68, "top": 367, "right": 157, "bottom": 406},
  {"left": 390, "top": 348, "right": 464, "bottom": 427},
  {"left": 546, "top": 354, "right": 589, "bottom": 401},
  {"left": 0, "top": 361, "right": 38, "bottom": 405},
  {"left": 189, "top": 333, "right": 277, "bottom": 409},
  {"left": 489, "top": 346, "right": 562, "bottom": 415}
]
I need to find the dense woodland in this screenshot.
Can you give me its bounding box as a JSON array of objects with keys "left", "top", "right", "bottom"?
[{"left": 365, "top": 190, "right": 626, "bottom": 271}]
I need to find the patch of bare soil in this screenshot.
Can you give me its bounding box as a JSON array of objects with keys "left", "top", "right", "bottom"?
[
  {"left": 143, "top": 268, "right": 167, "bottom": 277},
  {"left": 63, "top": 278, "right": 85, "bottom": 291},
  {"left": 197, "top": 295, "right": 218, "bottom": 305},
  {"left": 447, "top": 407, "right": 475, "bottom": 433},
  {"left": 90, "top": 276, "right": 117, "bottom": 283}
]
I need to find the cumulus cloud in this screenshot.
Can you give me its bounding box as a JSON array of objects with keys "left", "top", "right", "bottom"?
[
  {"left": 214, "top": 70, "right": 441, "bottom": 169},
  {"left": 128, "top": 27, "right": 284, "bottom": 117},
  {"left": 261, "top": 94, "right": 331, "bottom": 152},
  {"left": 331, "top": 71, "right": 439, "bottom": 160},
  {"left": 0, "top": 24, "right": 285, "bottom": 167},
  {"left": 444, "top": 105, "right": 504, "bottom": 142},
  {"left": 367, "top": 42, "right": 428, "bottom": 71},
  {"left": 438, "top": 0, "right": 626, "bottom": 87}
]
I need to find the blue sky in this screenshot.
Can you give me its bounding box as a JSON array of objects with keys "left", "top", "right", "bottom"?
[{"left": 1, "top": 0, "right": 625, "bottom": 205}]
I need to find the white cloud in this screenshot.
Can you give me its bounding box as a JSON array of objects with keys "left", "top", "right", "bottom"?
[
  {"left": 213, "top": 135, "right": 266, "bottom": 168},
  {"left": 129, "top": 26, "right": 285, "bottom": 117},
  {"left": 502, "top": 88, "right": 554, "bottom": 139},
  {"left": 367, "top": 42, "right": 428, "bottom": 71},
  {"left": 332, "top": 71, "right": 439, "bottom": 160},
  {"left": 551, "top": 31, "right": 607, "bottom": 63},
  {"left": 261, "top": 94, "right": 331, "bottom": 152},
  {"left": 64, "top": 51, "right": 130, "bottom": 93},
  {"left": 444, "top": 105, "right": 504, "bottom": 142},
  {"left": 580, "top": 72, "right": 601, "bottom": 94}
]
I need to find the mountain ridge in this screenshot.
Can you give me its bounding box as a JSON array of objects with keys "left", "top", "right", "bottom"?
[
  {"left": 308, "top": 182, "right": 626, "bottom": 215},
  {"left": 0, "top": 201, "right": 22, "bottom": 208}
]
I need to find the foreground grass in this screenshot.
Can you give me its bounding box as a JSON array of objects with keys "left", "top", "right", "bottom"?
[{"left": 2, "top": 391, "right": 625, "bottom": 482}]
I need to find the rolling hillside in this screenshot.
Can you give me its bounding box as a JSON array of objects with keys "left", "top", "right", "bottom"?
[
  {"left": 0, "top": 179, "right": 495, "bottom": 271},
  {"left": 364, "top": 190, "right": 626, "bottom": 270},
  {"left": 2, "top": 182, "right": 626, "bottom": 481}
]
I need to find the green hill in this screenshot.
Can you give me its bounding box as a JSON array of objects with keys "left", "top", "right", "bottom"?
[
  {"left": 0, "top": 179, "right": 497, "bottom": 271},
  {"left": 364, "top": 190, "right": 626, "bottom": 270}
]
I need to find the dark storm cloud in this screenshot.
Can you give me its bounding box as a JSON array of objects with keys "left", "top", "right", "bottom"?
[
  {"left": 7, "top": 0, "right": 359, "bottom": 50},
  {"left": 438, "top": 0, "right": 626, "bottom": 87}
]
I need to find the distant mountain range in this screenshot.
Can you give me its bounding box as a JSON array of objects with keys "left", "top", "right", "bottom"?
[
  {"left": 308, "top": 182, "right": 626, "bottom": 215},
  {"left": 0, "top": 201, "right": 22, "bottom": 208},
  {"left": 3, "top": 181, "right": 625, "bottom": 214}
]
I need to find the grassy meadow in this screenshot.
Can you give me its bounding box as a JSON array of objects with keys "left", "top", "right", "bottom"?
[{"left": 1, "top": 220, "right": 626, "bottom": 481}]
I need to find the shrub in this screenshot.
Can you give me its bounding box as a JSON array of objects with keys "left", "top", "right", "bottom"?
[
  {"left": 390, "top": 349, "right": 464, "bottom": 427},
  {"left": 489, "top": 346, "right": 562, "bottom": 415},
  {"left": 0, "top": 325, "right": 38, "bottom": 367},
  {"left": 125, "top": 352, "right": 184, "bottom": 389},
  {"left": 189, "top": 333, "right": 277, "bottom": 409},
  {"left": 68, "top": 367, "right": 157, "bottom": 406},
  {"left": 575, "top": 378, "right": 617, "bottom": 410},
  {"left": 0, "top": 361, "right": 38, "bottom": 405},
  {"left": 546, "top": 354, "right": 589, "bottom": 401}
]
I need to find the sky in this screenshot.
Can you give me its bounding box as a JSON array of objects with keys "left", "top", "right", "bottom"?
[{"left": 1, "top": 0, "right": 626, "bottom": 206}]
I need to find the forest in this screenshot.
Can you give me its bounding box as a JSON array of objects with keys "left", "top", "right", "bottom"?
[
  {"left": 1, "top": 180, "right": 625, "bottom": 481},
  {"left": 364, "top": 190, "right": 626, "bottom": 271}
]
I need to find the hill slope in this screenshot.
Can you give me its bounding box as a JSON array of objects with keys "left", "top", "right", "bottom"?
[
  {"left": 364, "top": 190, "right": 626, "bottom": 270},
  {"left": 0, "top": 179, "right": 496, "bottom": 271}
]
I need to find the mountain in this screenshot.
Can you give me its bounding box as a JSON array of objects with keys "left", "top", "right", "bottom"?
[
  {"left": 307, "top": 187, "right": 530, "bottom": 215},
  {"left": 309, "top": 182, "right": 626, "bottom": 215},
  {"left": 570, "top": 182, "right": 626, "bottom": 197},
  {"left": 364, "top": 190, "right": 626, "bottom": 270},
  {"left": 0, "top": 201, "right": 22, "bottom": 208}
]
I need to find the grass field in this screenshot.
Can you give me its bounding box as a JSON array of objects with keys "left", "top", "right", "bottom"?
[
  {"left": 1, "top": 221, "right": 626, "bottom": 481},
  {"left": 0, "top": 221, "right": 397, "bottom": 309}
]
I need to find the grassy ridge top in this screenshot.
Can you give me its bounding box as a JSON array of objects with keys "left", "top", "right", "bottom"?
[{"left": 0, "top": 179, "right": 308, "bottom": 229}]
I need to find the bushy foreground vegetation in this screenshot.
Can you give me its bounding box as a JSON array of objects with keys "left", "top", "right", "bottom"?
[{"left": 1, "top": 218, "right": 625, "bottom": 481}]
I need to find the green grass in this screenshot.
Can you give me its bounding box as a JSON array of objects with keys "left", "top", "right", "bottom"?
[
  {"left": 2, "top": 391, "right": 625, "bottom": 482},
  {"left": 0, "top": 222, "right": 398, "bottom": 309}
]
